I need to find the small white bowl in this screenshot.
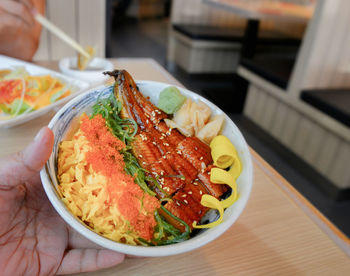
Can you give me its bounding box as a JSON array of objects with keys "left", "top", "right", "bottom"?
[
  {"left": 59, "top": 57, "right": 114, "bottom": 86},
  {"left": 40, "top": 81, "right": 253, "bottom": 257}
]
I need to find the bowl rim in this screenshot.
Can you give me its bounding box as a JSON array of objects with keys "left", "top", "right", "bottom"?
[
  {"left": 40, "top": 80, "right": 253, "bottom": 257},
  {"left": 59, "top": 57, "right": 114, "bottom": 74}
]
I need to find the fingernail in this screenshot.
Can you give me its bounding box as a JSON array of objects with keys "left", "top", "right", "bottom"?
[
  {"left": 34, "top": 127, "right": 46, "bottom": 142},
  {"left": 32, "top": 7, "right": 38, "bottom": 15}
]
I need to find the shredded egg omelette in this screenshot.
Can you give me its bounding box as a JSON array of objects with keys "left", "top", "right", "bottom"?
[{"left": 57, "top": 114, "right": 159, "bottom": 245}]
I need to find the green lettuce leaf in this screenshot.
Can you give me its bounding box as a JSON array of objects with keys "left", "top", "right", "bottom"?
[
  {"left": 7, "top": 99, "right": 32, "bottom": 115},
  {"left": 50, "top": 88, "right": 67, "bottom": 103},
  {"left": 3, "top": 67, "right": 29, "bottom": 80},
  {"left": 0, "top": 103, "right": 11, "bottom": 114}
]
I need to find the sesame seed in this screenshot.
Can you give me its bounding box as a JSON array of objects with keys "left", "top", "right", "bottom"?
[
  {"left": 199, "top": 190, "right": 203, "bottom": 195},
  {"left": 138, "top": 154, "right": 143, "bottom": 158},
  {"left": 193, "top": 182, "right": 198, "bottom": 185},
  {"left": 193, "top": 220, "right": 197, "bottom": 224},
  {"left": 162, "top": 133, "right": 166, "bottom": 137},
  {"left": 163, "top": 143, "right": 169, "bottom": 146},
  {"left": 160, "top": 136, "right": 164, "bottom": 140},
  {"left": 184, "top": 200, "right": 188, "bottom": 204},
  {"left": 176, "top": 201, "right": 180, "bottom": 206},
  {"left": 208, "top": 172, "right": 211, "bottom": 175},
  {"left": 181, "top": 194, "right": 187, "bottom": 198},
  {"left": 142, "top": 162, "right": 146, "bottom": 165},
  {"left": 146, "top": 119, "right": 149, "bottom": 124},
  {"left": 188, "top": 191, "right": 192, "bottom": 194},
  {"left": 195, "top": 178, "right": 199, "bottom": 181},
  {"left": 152, "top": 141, "right": 157, "bottom": 145},
  {"left": 199, "top": 157, "right": 203, "bottom": 160}
]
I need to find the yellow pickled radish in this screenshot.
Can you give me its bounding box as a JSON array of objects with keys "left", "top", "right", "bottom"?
[
  {"left": 210, "top": 135, "right": 237, "bottom": 168},
  {"left": 210, "top": 168, "right": 238, "bottom": 208},
  {"left": 193, "top": 194, "right": 224, "bottom": 229},
  {"left": 77, "top": 46, "right": 95, "bottom": 71},
  {"left": 228, "top": 155, "right": 241, "bottom": 180}
]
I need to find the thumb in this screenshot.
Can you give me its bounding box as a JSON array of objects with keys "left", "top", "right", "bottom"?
[{"left": 0, "top": 127, "right": 54, "bottom": 188}]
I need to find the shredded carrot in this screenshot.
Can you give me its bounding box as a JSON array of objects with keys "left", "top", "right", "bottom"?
[
  {"left": 0, "top": 80, "right": 23, "bottom": 103},
  {"left": 0, "top": 76, "right": 70, "bottom": 104},
  {"left": 80, "top": 114, "right": 160, "bottom": 240}
]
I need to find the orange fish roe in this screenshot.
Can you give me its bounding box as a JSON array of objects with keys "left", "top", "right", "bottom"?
[{"left": 80, "top": 114, "right": 160, "bottom": 240}]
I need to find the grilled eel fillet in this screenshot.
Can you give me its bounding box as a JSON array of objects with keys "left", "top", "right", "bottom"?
[{"left": 106, "top": 70, "right": 228, "bottom": 231}]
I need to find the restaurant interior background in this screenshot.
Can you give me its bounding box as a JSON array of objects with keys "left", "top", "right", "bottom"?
[{"left": 33, "top": 0, "right": 350, "bottom": 237}]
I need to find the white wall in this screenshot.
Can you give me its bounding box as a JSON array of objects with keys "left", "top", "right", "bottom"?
[
  {"left": 289, "top": 0, "right": 350, "bottom": 95},
  {"left": 34, "top": 0, "right": 106, "bottom": 61}
]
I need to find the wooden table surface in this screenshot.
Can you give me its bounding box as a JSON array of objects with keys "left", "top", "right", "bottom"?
[{"left": 0, "top": 58, "right": 349, "bottom": 275}]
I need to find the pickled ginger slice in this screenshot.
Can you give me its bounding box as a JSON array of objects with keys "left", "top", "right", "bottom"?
[{"left": 197, "top": 114, "right": 225, "bottom": 144}]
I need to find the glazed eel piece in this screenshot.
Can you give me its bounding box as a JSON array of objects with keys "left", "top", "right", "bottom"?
[{"left": 106, "top": 70, "right": 227, "bottom": 231}]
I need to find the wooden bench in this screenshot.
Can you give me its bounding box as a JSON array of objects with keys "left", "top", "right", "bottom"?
[
  {"left": 240, "top": 51, "right": 298, "bottom": 89},
  {"left": 301, "top": 89, "right": 350, "bottom": 128},
  {"left": 239, "top": 65, "right": 350, "bottom": 199},
  {"left": 167, "top": 24, "right": 300, "bottom": 74}
]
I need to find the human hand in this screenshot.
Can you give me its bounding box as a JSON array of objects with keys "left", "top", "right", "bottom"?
[
  {"left": 0, "top": 0, "right": 43, "bottom": 60},
  {"left": 0, "top": 127, "right": 125, "bottom": 275}
]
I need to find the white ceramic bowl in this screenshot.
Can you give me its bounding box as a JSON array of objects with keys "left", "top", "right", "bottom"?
[
  {"left": 59, "top": 57, "right": 114, "bottom": 86},
  {"left": 40, "top": 81, "right": 253, "bottom": 257}
]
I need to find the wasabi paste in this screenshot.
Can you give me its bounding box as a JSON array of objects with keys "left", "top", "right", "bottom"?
[{"left": 157, "top": 86, "right": 186, "bottom": 114}]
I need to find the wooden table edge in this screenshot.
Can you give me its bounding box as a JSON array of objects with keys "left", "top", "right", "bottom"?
[{"left": 249, "top": 147, "right": 350, "bottom": 256}]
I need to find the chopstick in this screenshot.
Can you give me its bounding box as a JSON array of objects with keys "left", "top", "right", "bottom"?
[{"left": 34, "top": 13, "right": 90, "bottom": 59}]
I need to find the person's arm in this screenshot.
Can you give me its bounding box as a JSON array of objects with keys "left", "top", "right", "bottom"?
[{"left": 0, "top": 0, "right": 45, "bottom": 61}]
